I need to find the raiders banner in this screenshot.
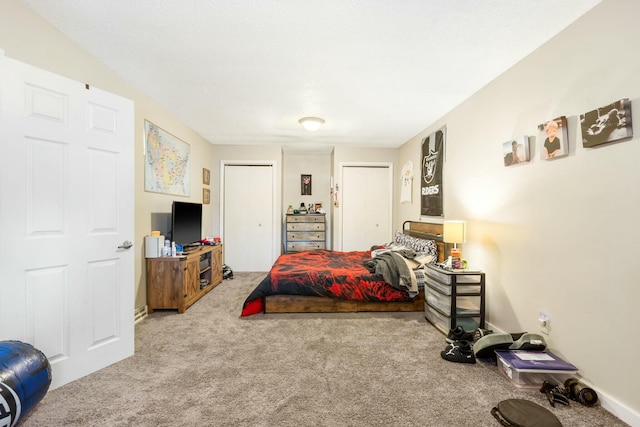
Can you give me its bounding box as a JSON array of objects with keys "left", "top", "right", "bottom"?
[{"left": 420, "top": 126, "right": 445, "bottom": 217}]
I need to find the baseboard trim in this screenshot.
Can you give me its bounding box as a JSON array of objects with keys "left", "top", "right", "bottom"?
[{"left": 590, "top": 384, "right": 638, "bottom": 427}]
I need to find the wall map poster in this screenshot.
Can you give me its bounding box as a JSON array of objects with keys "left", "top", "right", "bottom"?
[
  {"left": 420, "top": 126, "right": 445, "bottom": 217},
  {"left": 144, "top": 120, "right": 191, "bottom": 196}
]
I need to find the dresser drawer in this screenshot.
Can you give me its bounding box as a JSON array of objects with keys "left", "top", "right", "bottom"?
[
  {"left": 286, "top": 241, "right": 325, "bottom": 252},
  {"left": 286, "top": 222, "right": 325, "bottom": 231},
  {"left": 425, "top": 287, "right": 481, "bottom": 316},
  {"left": 286, "top": 231, "right": 325, "bottom": 242},
  {"left": 424, "top": 302, "right": 481, "bottom": 333},
  {"left": 425, "top": 266, "right": 483, "bottom": 285},
  {"left": 286, "top": 215, "right": 325, "bottom": 223},
  {"left": 425, "top": 275, "right": 481, "bottom": 296}
]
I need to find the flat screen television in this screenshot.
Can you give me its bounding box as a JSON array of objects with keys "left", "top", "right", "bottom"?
[{"left": 171, "top": 201, "right": 202, "bottom": 248}]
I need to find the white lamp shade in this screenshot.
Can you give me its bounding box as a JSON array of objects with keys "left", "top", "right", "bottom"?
[
  {"left": 298, "top": 116, "right": 325, "bottom": 131},
  {"left": 443, "top": 220, "right": 466, "bottom": 244}
]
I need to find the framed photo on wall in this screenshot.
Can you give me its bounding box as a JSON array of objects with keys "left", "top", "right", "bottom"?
[
  {"left": 203, "top": 188, "right": 210, "bottom": 204},
  {"left": 202, "top": 168, "right": 210, "bottom": 185},
  {"left": 538, "top": 116, "right": 568, "bottom": 160},
  {"left": 580, "top": 98, "right": 633, "bottom": 147},
  {"left": 503, "top": 136, "right": 530, "bottom": 166},
  {"left": 301, "top": 174, "right": 312, "bottom": 195}
]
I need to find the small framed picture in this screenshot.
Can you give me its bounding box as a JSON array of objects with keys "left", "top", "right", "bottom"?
[
  {"left": 203, "top": 188, "right": 210, "bottom": 204},
  {"left": 301, "top": 174, "right": 312, "bottom": 195},
  {"left": 315, "top": 203, "right": 322, "bottom": 211},
  {"left": 503, "top": 136, "right": 530, "bottom": 167},
  {"left": 580, "top": 98, "right": 633, "bottom": 147},
  {"left": 202, "top": 168, "right": 211, "bottom": 185},
  {"left": 538, "top": 116, "right": 568, "bottom": 160}
]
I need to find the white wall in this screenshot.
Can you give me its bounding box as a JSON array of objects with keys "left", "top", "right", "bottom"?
[
  {"left": 283, "top": 151, "right": 332, "bottom": 247},
  {"left": 398, "top": 0, "right": 639, "bottom": 421}
]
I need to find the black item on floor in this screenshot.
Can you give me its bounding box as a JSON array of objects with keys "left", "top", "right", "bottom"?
[
  {"left": 565, "top": 378, "right": 599, "bottom": 406},
  {"left": 540, "top": 381, "right": 570, "bottom": 408},
  {"left": 222, "top": 264, "right": 234, "bottom": 280},
  {"left": 441, "top": 340, "right": 476, "bottom": 364},
  {"left": 446, "top": 325, "right": 474, "bottom": 343},
  {"left": 491, "top": 399, "right": 562, "bottom": 426}
]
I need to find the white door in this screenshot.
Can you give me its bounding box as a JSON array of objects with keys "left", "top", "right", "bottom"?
[
  {"left": 0, "top": 54, "right": 134, "bottom": 389},
  {"left": 223, "top": 164, "right": 274, "bottom": 271},
  {"left": 341, "top": 165, "right": 392, "bottom": 251}
]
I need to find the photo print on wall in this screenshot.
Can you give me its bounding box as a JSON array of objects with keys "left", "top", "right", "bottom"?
[
  {"left": 503, "top": 136, "right": 530, "bottom": 167},
  {"left": 538, "top": 116, "right": 568, "bottom": 160},
  {"left": 301, "top": 174, "right": 312, "bottom": 195},
  {"left": 580, "top": 98, "right": 633, "bottom": 148}
]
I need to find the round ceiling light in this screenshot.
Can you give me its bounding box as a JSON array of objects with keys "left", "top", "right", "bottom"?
[{"left": 298, "top": 116, "right": 325, "bottom": 132}]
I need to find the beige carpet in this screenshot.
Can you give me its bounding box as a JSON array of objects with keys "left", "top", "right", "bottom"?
[{"left": 20, "top": 272, "right": 627, "bottom": 426}]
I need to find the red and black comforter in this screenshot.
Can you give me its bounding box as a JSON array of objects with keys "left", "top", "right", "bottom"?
[{"left": 241, "top": 249, "right": 415, "bottom": 316}]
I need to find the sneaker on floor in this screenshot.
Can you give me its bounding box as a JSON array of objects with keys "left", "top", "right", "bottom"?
[
  {"left": 441, "top": 340, "right": 476, "bottom": 364},
  {"left": 446, "top": 326, "right": 474, "bottom": 343}
]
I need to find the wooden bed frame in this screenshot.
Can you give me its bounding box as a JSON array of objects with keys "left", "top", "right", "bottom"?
[{"left": 264, "top": 221, "right": 445, "bottom": 314}]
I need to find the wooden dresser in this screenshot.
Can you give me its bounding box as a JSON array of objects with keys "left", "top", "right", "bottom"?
[
  {"left": 146, "top": 244, "right": 223, "bottom": 313},
  {"left": 284, "top": 214, "right": 326, "bottom": 253}
]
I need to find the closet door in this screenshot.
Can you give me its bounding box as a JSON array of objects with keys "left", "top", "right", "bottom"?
[
  {"left": 223, "top": 164, "right": 275, "bottom": 271},
  {"left": 341, "top": 164, "right": 392, "bottom": 251},
  {"left": 0, "top": 54, "right": 135, "bottom": 389}
]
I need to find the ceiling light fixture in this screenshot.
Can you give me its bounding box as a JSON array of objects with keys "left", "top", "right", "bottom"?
[{"left": 298, "top": 116, "right": 325, "bottom": 132}]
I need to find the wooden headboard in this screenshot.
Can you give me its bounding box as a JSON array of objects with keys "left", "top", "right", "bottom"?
[{"left": 402, "top": 221, "right": 445, "bottom": 263}]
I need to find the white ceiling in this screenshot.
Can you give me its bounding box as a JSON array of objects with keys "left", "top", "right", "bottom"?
[{"left": 22, "top": 0, "right": 601, "bottom": 151}]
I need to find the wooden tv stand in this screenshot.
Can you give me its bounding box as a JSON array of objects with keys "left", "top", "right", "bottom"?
[{"left": 146, "top": 244, "right": 223, "bottom": 313}]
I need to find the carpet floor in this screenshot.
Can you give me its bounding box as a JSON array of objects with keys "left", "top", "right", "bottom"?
[{"left": 19, "top": 272, "right": 628, "bottom": 426}]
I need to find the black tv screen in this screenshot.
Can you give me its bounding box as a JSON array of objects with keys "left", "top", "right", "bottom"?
[{"left": 171, "top": 201, "right": 202, "bottom": 247}]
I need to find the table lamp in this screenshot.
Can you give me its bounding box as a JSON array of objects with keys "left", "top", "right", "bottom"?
[{"left": 443, "top": 220, "right": 466, "bottom": 268}]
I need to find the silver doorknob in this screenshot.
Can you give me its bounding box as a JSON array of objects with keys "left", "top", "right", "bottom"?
[{"left": 118, "top": 240, "right": 133, "bottom": 249}]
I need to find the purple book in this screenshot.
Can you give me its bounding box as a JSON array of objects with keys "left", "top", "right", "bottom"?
[{"left": 495, "top": 350, "right": 578, "bottom": 371}]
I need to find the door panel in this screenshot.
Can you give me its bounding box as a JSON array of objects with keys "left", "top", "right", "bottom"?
[
  {"left": 0, "top": 54, "right": 134, "bottom": 389},
  {"left": 223, "top": 164, "right": 274, "bottom": 271},
  {"left": 341, "top": 165, "right": 392, "bottom": 251}
]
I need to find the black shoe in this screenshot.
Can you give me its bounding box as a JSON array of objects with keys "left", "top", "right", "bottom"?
[
  {"left": 446, "top": 326, "right": 474, "bottom": 343},
  {"left": 441, "top": 340, "right": 476, "bottom": 364}
]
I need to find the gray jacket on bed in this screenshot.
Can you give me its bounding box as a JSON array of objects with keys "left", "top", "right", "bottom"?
[{"left": 364, "top": 251, "right": 417, "bottom": 297}]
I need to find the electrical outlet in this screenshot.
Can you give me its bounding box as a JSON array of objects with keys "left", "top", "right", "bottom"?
[{"left": 539, "top": 312, "right": 550, "bottom": 335}]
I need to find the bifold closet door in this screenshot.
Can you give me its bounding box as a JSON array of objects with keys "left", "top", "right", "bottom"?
[
  {"left": 341, "top": 165, "right": 392, "bottom": 252},
  {"left": 223, "top": 164, "right": 274, "bottom": 271}
]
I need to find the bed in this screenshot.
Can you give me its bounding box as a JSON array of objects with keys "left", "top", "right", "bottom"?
[{"left": 240, "top": 221, "right": 445, "bottom": 316}]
